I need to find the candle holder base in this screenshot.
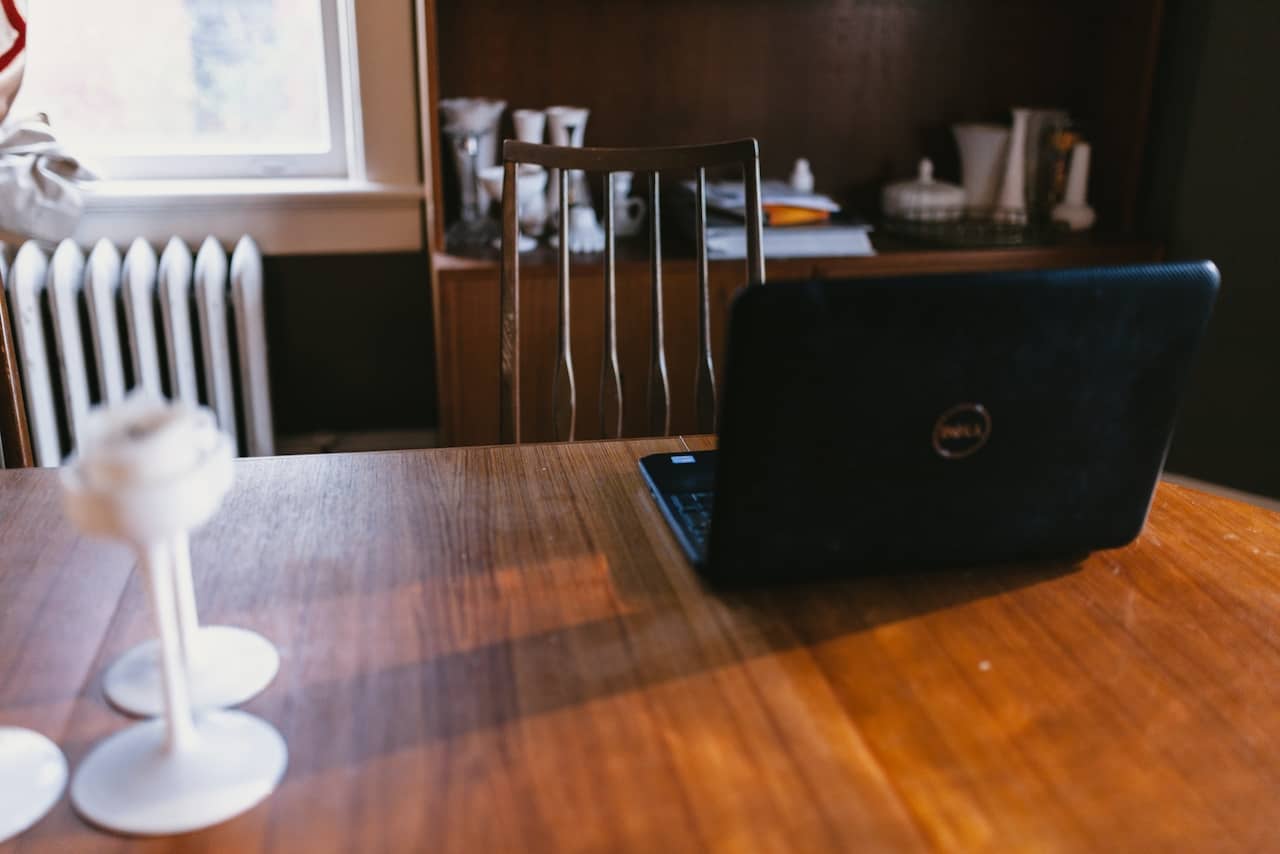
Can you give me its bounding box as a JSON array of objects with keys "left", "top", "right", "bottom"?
[
  {"left": 0, "top": 727, "right": 66, "bottom": 843},
  {"left": 104, "top": 626, "right": 280, "bottom": 718},
  {"left": 71, "top": 709, "right": 287, "bottom": 836}
]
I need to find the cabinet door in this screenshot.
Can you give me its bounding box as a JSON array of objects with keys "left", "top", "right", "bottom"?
[{"left": 436, "top": 259, "right": 747, "bottom": 446}]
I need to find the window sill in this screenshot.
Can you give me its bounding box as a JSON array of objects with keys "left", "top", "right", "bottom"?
[{"left": 74, "top": 179, "right": 425, "bottom": 256}]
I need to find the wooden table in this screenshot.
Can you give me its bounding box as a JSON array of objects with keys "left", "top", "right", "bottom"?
[{"left": 3, "top": 437, "right": 1280, "bottom": 852}]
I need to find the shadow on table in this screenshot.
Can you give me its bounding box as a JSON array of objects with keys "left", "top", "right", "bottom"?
[
  {"left": 29, "top": 562, "right": 1081, "bottom": 843},
  {"left": 263, "top": 551, "right": 1080, "bottom": 779}
]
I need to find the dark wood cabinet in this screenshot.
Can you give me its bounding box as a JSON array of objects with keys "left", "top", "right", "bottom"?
[{"left": 422, "top": 0, "right": 1168, "bottom": 446}]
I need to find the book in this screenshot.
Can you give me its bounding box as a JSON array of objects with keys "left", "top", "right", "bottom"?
[
  {"left": 706, "top": 222, "right": 875, "bottom": 260},
  {"left": 762, "top": 205, "right": 831, "bottom": 227},
  {"left": 670, "top": 180, "right": 874, "bottom": 259},
  {"left": 700, "top": 179, "right": 842, "bottom": 219}
]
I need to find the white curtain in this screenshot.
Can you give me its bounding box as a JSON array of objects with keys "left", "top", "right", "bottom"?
[
  {"left": 0, "top": 0, "right": 25, "bottom": 119},
  {"left": 0, "top": 0, "right": 95, "bottom": 244}
]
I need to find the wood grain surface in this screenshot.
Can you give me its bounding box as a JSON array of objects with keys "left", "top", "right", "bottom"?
[{"left": 3, "top": 439, "right": 1280, "bottom": 852}]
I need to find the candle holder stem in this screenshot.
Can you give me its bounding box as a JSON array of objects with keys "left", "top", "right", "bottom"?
[
  {"left": 167, "top": 531, "right": 201, "bottom": 671},
  {"left": 141, "top": 538, "right": 196, "bottom": 751}
]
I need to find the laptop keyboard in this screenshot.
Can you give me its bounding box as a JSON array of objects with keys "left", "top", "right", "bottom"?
[{"left": 669, "top": 491, "right": 714, "bottom": 552}]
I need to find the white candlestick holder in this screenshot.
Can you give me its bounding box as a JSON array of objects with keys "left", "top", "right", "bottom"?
[
  {"left": 101, "top": 527, "right": 279, "bottom": 717},
  {"left": 1051, "top": 141, "right": 1096, "bottom": 231},
  {"left": 995, "top": 107, "right": 1030, "bottom": 225},
  {"left": 61, "top": 399, "right": 287, "bottom": 836},
  {"left": 0, "top": 727, "right": 66, "bottom": 843}
]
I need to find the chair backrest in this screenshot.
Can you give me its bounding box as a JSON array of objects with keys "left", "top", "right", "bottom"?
[
  {"left": 0, "top": 264, "right": 33, "bottom": 467},
  {"left": 500, "top": 138, "right": 765, "bottom": 443}
]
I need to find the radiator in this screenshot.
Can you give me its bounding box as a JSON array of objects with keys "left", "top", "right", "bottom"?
[{"left": 2, "top": 236, "right": 274, "bottom": 466}]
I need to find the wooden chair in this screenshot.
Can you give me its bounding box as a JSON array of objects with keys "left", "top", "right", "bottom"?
[
  {"left": 0, "top": 274, "right": 33, "bottom": 467},
  {"left": 499, "top": 138, "right": 766, "bottom": 443}
]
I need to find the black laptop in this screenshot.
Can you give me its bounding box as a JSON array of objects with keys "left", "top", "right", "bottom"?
[{"left": 640, "top": 262, "right": 1219, "bottom": 584}]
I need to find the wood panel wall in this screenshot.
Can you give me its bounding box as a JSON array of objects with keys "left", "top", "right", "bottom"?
[{"left": 436, "top": 0, "right": 1164, "bottom": 233}]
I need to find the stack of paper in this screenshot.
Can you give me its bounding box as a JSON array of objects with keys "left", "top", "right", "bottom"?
[
  {"left": 678, "top": 180, "right": 875, "bottom": 259},
  {"left": 707, "top": 225, "right": 875, "bottom": 259}
]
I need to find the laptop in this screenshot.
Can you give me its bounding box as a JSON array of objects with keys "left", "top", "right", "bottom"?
[{"left": 640, "top": 261, "right": 1219, "bottom": 584}]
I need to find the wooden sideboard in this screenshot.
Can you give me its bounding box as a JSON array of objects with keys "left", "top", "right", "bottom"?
[{"left": 433, "top": 240, "right": 1161, "bottom": 446}]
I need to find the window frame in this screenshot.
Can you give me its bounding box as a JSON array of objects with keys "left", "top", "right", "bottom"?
[{"left": 63, "top": 0, "right": 424, "bottom": 255}]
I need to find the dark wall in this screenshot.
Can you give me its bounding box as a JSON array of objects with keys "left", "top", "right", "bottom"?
[
  {"left": 438, "top": 0, "right": 1162, "bottom": 231},
  {"left": 263, "top": 252, "right": 436, "bottom": 437},
  {"left": 1148, "top": 1, "right": 1280, "bottom": 497}
]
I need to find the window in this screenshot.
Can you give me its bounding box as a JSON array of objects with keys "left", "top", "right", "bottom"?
[
  {"left": 16, "top": 0, "right": 347, "bottom": 179},
  {"left": 9, "top": 0, "right": 423, "bottom": 253}
]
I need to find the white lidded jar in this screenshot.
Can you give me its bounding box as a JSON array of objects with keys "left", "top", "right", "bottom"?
[{"left": 882, "top": 158, "right": 965, "bottom": 222}]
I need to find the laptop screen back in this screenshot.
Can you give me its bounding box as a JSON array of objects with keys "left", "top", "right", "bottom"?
[{"left": 708, "top": 262, "right": 1219, "bottom": 579}]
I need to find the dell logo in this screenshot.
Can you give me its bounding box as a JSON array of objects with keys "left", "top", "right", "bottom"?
[{"left": 933, "top": 403, "right": 991, "bottom": 459}]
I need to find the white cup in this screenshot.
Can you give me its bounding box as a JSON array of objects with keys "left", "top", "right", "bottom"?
[{"left": 611, "top": 172, "right": 647, "bottom": 237}]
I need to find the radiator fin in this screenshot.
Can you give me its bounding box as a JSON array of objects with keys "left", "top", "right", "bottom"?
[
  {"left": 2, "top": 235, "right": 274, "bottom": 466},
  {"left": 7, "top": 244, "right": 60, "bottom": 466},
  {"left": 49, "top": 240, "right": 93, "bottom": 452},
  {"left": 230, "top": 237, "right": 274, "bottom": 457},
  {"left": 85, "top": 239, "right": 127, "bottom": 405},
  {"left": 121, "top": 238, "right": 164, "bottom": 400},
  {"left": 194, "top": 237, "right": 237, "bottom": 440},
  {"left": 158, "top": 237, "right": 200, "bottom": 408}
]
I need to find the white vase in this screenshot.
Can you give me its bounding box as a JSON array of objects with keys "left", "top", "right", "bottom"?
[
  {"left": 952, "top": 123, "right": 1009, "bottom": 213},
  {"left": 512, "top": 109, "right": 545, "bottom": 144},
  {"left": 996, "top": 108, "right": 1030, "bottom": 224},
  {"left": 1051, "top": 142, "right": 1096, "bottom": 231},
  {"left": 544, "top": 105, "right": 591, "bottom": 223},
  {"left": 509, "top": 111, "right": 549, "bottom": 235},
  {"left": 439, "top": 97, "right": 506, "bottom": 214}
]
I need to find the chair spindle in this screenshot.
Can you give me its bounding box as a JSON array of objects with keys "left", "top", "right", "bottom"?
[
  {"left": 499, "top": 138, "right": 762, "bottom": 444},
  {"left": 693, "top": 167, "right": 716, "bottom": 433},
  {"left": 601, "top": 173, "right": 623, "bottom": 439},
  {"left": 500, "top": 160, "right": 520, "bottom": 444},
  {"left": 552, "top": 167, "right": 577, "bottom": 441},
  {"left": 648, "top": 171, "right": 671, "bottom": 437}
]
